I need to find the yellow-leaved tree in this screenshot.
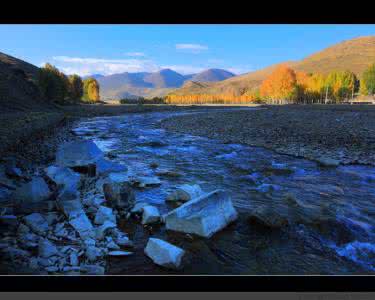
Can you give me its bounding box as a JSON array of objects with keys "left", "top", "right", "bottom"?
[
  {"left": 83, "top": 78, "right": 100, "bottom": 103},
  {"left": 259, "top": 65, "right": 298, "bottom": 104}
]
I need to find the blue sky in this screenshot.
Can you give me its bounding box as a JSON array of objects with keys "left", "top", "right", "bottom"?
[{"left": 1, "top": 25, "right": 375, "bottom": 76}]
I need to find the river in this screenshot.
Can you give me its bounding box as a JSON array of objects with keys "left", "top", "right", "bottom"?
[{"left": 72, "top": 108, "right": 375, "bottom": 274}]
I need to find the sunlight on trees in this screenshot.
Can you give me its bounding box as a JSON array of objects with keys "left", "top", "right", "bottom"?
[
  {"left": 38, "top": 63, "right": 88, "bottom": 104},
  {"left": 360, "top": 63, "right": 375, "bottom": 96},
  {"left": 83, "top": 78, "right": 100, "bottom": 103}
]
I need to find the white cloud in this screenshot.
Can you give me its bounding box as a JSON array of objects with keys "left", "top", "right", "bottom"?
[
  {"left": 125, "top": 52, "right": 146, "bottom": 57},
  {"left": 175, "top": 43, "right": 208, "bottom": 54},
  {"left": 50, "top": 55, "right": 251, "bottom": 77},
  {"left": 52, "top": 56, "right": 160, "bottom": 76}
]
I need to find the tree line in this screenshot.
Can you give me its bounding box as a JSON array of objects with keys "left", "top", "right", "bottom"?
[
  {"left": 37, "top": 63, "right": 100, "bottom": 104},
  {"left": 165, "top": 63, "right": 375, "bottom": 105},
  {"left": 165, "top": 93, "right": 261, "bottom": 105}
]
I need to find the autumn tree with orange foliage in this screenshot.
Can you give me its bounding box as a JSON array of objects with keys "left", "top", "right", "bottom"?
[{"left": 259, "top": 65, "right": 298, "bottom": 104}]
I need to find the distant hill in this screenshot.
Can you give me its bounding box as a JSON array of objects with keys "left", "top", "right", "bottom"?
[
  {"left": 143, "top": 69, "right": 186, "bottom": 88},
  {"left": 0, "top": 52, "right": 51, "bottom": 112},
  {"left": 171, "top": 36, "right": 375, "bottom": 97},
  {"left": 189, "top": 69, "right": 235, "bottom": 82},
  {"left": 94, "top": 68, "right": 235, "bottom": 100}
]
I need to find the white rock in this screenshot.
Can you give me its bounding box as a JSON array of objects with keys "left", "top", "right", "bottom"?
[
  {"left": 141, "top": 205, "right": 160, "bottom": 225},
  {"left": 58, "top": 200, "right": 84, "bottom": 219},
  {"left": 164, "top": 189, "right": 238, "bottom": 238},
  {"left": 94, "top": 206, "right": 116, "bottom": 225},
  {"left": 56, "top": 140, "right": 103, "bottom": 168},
  {"left": 144, "top": 238, "right": 185, "bottom": 269},
  {"left": 38, "top": 239, "right": 59, "bottom": 258},
  {"left": 112, "top": 230, "right": 133, "bottom": 247},
  {"left": 85, "top": 246, "right": 103, "bottom": 262},
  {"left": 166, "top": 184, "right": 203, "bottom": 203},
  {"left": 24, "top": 213, "right": 49, "bottom": 236},
  {"left": 69, "top": 213, "right": 95, "bottom": 240},
  {"left": 45, "top": 165, "right": 80, "bottom": 191}
]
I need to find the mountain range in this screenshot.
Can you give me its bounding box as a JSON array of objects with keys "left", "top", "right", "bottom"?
[
  {"left": 2, "top": 35, "right": 375, "bottom": 111},
  {"left": 88, "top": 68, "right": 235, "bottom": 100},
  {"left": 171, "top": 36, "right": 375, "bottom": 97}
]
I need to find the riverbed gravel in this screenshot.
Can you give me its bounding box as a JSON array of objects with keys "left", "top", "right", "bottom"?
[{"left": 161, "top": 105, "right": 375, "bottom": 166}]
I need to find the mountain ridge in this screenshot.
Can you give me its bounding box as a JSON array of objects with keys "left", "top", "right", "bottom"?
[
  {"left": 171, "top": 36, "right": 375, "bottom": 97},
  {"left": 94, "top": 68, "right": 235, "bottom": 99}
]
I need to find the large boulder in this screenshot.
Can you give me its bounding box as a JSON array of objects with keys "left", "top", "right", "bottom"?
[
  {"left": 45, "top": 166, "right": 80, "bottom": 200},
  {"left": 144, "top": 238, "right": 185, "bottom": 270},
  {"left": 13, "top": 177, "right": 51, "bottom": 212},
  {"left": 56, "top": 140, "right": 103, "bottom": 168},
  {"left": 103, "top": 175, "right": 135, "bottom": 212},
  {"left": 164, "top": 189, "right": 238, "bottom": 238},
  {"left": 166, "top": 184, "right": 203, "bottom": 203}
]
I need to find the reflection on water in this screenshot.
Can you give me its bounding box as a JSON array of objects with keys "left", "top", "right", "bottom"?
[{"left": 73, "top": 109, "right": 375, "bottom": 274}]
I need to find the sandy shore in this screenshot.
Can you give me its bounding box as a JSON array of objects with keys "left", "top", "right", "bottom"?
[{"left": 161, "top": 105, "right": 375, "bottom": 166}]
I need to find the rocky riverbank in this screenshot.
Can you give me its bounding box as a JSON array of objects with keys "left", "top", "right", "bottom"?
[
  {"left": 161, "top": 105, "right": 375, "bottom": 166},
  {"left": 0, "top": 136, "right": 238, "bottom": 274}
]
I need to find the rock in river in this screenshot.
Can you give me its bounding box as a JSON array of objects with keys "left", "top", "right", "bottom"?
[
  {"left": 56, "top": 140, "right": 103, "bottom": 168},
  {"left": 144, "top": 238, "right": 185, "bottom": 270},
  {"left": 166, "top": 184, "right": 203, "bottom": 203},
  {"left": 103, "top": 176, "right": 135, "bottom": 212},
  {"left": 247, "top": 205, "right": 289, "bottom": 229},
  {"left": 164, "top": 189, "right": 238, "bottom": 238},
  {"left": 141, "top": 205, "right": 161, "bottom": 225},
  {"left": 96, "top": 158, "right": 128, "bottom": 177}
]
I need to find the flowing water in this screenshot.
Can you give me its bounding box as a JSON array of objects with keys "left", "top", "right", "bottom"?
[{"left": 73, "top": 109, "right": 375, "bottom": 274}]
